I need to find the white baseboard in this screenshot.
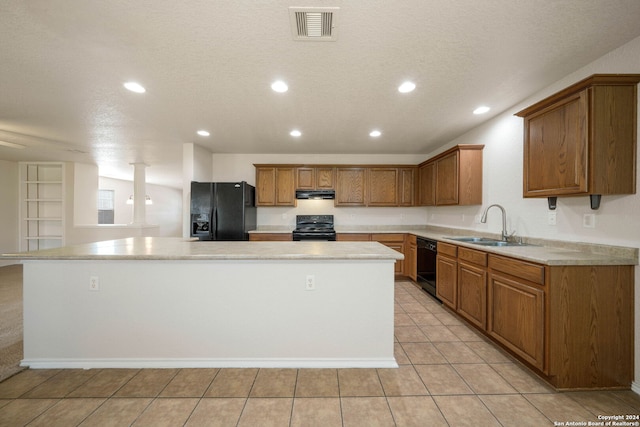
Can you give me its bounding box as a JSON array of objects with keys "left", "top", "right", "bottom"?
[
  {"left": 632, "top": 381, "right": 640, "bottom": 396},
  {"left": 21, "top": 357, "right": 399, "bottom": 370}
]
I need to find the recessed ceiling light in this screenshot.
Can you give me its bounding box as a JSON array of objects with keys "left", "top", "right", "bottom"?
[
  {"left": 473, "top": 106, "right": 490, "bottom": 115},
  {"left": 271, "top": 80, "right": 288, "bottom": 93},
  {"left": 290, "top": 130, "right": 302, "bottom": 137},
  {"left": 398, "top": 81, "right": 416, "bottom": 93},
  {"left": 123, "top": 82, "right": 146, "bottom": 93},
  {"left": 197, "top": 130, "right": 210, "bottom": 137},
  {"left": 369, "top": 130, "right": 382, "bottom": 137}
]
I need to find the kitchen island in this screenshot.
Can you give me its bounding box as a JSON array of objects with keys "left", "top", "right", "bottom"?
[{"left": 3, "top": 237, "right": 403, "bottom": 369}]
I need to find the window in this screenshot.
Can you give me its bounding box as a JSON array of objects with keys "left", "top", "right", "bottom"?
[{"left": 98, "top": 189, "right": 115, "bottom": 224}]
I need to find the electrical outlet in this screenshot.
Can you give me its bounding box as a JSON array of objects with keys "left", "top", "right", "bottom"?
[
  {"left": 583, "top": 213, "right": 596, "bottom": 228},
  {"left": 547, "top": 211, "right": 557, "bottom": 226},
  {"left": 305, "top": 275, "right": 315, "bottom": 291},
  {"left": 89, "top": 276, "right": 100, "bottom": 291}
]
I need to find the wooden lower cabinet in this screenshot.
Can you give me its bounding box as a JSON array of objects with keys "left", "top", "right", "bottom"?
[
  {"left": 336, "top": 233, "right": 370, "bottom": 241},
  {"left": 436, "top": 242, "right": 457, "bottom": 308},
  {"left": 372, "top": 233, "right": 405, "bottom": 276},
  {"left": 488, "top": 270, "right": 544, "bottom": 370},
  {"left": 248, "top": 233, "right": 292, "bottom": 241},
  {"left": 406, "top": 234, "right": 417, "bottom": 281}
]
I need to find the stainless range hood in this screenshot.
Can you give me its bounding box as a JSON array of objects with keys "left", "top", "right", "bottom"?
[{"left": 295, "top": 189, "right": 335, "bottom": 200}]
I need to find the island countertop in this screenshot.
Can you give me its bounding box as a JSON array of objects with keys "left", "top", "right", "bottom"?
[{"left": 1, "top": 237, "right": 405, "bottom": 261}]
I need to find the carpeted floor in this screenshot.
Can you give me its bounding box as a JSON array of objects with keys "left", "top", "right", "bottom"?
[{"left": 0, "top": 264, "right": 24, "bottom": 382}]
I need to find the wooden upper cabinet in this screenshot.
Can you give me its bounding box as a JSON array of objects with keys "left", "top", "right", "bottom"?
[
  {"left": 255, "top": 165, "right": 297, "bottom": 206},
  {"left": 516, "top": 74, "right": 640, "bottom": 205},
  {"left": 296, "top": 167, "right": 335, "bottom": 190},
  {"left": 335, "top": 167, "right": 367, "bottom": 206},
  {"left": 398, "top": 167, "right": 416, "bottom": 206},
  {"left": 419, "top": 145, "right": 483, "bottom": 206},
  {"left": 315, "top": 167, "right": 335, "bottom": 189},
  {"left": 368, "top": 168, "right": 398, "bottom": 206},
  {"left": 418, "top": 162, "right": 435, "bottom": 206},
  {"left": 296, "top": 167, "right": 315, "bottom": 190}
]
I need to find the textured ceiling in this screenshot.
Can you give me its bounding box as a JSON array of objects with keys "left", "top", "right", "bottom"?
[{"left": 2, "top": 0, "right": 640, "bottom": 187}]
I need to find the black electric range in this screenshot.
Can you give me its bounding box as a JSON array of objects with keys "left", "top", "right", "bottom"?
[{"left": 292, "top": 215, "right": 336, "bottom": 241}]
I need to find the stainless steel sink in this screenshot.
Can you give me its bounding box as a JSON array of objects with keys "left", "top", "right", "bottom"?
[
  {"left": 473, "top": 241, "right": 533, "bottom": 247},
  {"left": 446, "top": 237, "right": 499, "bottom": 243}
]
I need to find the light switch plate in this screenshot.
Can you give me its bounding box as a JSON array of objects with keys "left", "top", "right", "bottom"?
[
  {"left": 583, "top": 213, "right": 596, "bottom": 228},
  {"left": 547, "top": 211, "right": 557, "bottom": 226}
]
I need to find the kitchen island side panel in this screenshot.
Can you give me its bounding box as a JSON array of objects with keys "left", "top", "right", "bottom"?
[{"left": 22, "top": 259, "right": 396, "bottom": 368}]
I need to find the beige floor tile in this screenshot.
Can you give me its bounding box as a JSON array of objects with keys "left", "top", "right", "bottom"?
[
  {"left": 611, "top": 390, "right": 640, "bottom": 412},
  {"left": 394, "top": 326, "right": 429, "bottom": 343},
  {"left": 525, "top": 393, "right": 596, "bottom": 423},
  {"left": 0, "top": 369, "right": 60, "bottom": 398},
  {"left": 377, "top": 365, "right": 428, "bottom": 396},
  {"left": 407, "top": 312, "right": 442, "bottom": 326},
  {"left": 447, "top": 324, "right": 485, "bottom": 341},
  {"left": 204, "top": 368, "right": 258, "bottom": 398},
  {"left": 400, "top": 342, "right": 447, "bottom": 365},
  {"left": 291, "top": 397, "right": 342, "bottom": 427},
  {"left": 237, "top": 397, "right": 293, "bottom": 427},
  {"left": 338, "top": 369, "right": 384, "bottom": 397},
  {"left": 453, "top": 364, "right": 516, "bottom": 394},
  {"left": 420, "top": 325, "right": 460, "bottom": 342},
  {"left": 80, "top": 398, "right": 152, "bottom": 427},
  {"left": 489, "top": 362, "right": 553, "bottom": 393},
  {"left": 465, "top": 340, "right": 511, "bottom": 362},
  {"left": 565, "top": 390, "right": 640, "bottom": 417},
  {"left": 434, "top": 342, "right": 485, "bottom": 363},
  {"left": 295, "top": 369, "right": 339, "bottom": 397},
  {"left": 394, "top": 342, "right": 412, "bottom": 365},
  {"left": 0, "top": 399, "right": 10, "bottom": 410},
  {"left": 28, "top": 398, "right": 105, "bottom": 427},
  {"left": 414, "top": 364, "right": 473, "bottom": 395},
  {"left": 387, "top": 395, "right": 447, "bottom": 427},
  {"left": 250, "top": 368, "right": 297, "bottom": 397},
  {"left": 433, "top": 312, "right": 464, "bottom": 326},
  {"left": 394, "top": 313, "right": 416, "bottom": 326},
  {"left": 185, "top": 398, "right": 246, "bottom": 427},
  {"left": 22, "top": 369, "right": 99, "bottom": 398},
  {"left": 159, "top": 368, "right": 218, "bottom": 397},
  {"left": 399, "top": 302, "right": 429, "bottom": 313},
  {"left": 394, "top": 303, "right": 405, "bottom": 313},
  {"left": 67, "top": 369, "right": 139, "bottom": 398},
  {"left": 433, "top": 395, "right": 501, "bottom": 426},
  {"left": 115, "top": 369, "right": 178, "bottom": 397},
  {"left": 0, "top": 398, "right": 59, "bottom": 426},
  {"left": 133, "top": 397, "right": 199, "bottom": 426},
  {"left": 479, "top": 394, "right": 551, "bottom": 426},
  {"left": 341, "top": 397, "right": 395, "bottom": 427}
]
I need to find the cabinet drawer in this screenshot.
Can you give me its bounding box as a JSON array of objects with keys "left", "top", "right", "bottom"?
[
  {"left": 489, "top": 255, "right": 545, "bottom": 285},
  {"left": 458, "top": 247, "right": 487, "bottom": 266},
  {"left": 249, "top": 233, "right": 292, "bottom": 241},
  {"left": 438, "top": 242, "right": 457, "bottom": 257},
  {"left": 371, "top": 233, "right": 404, "bottom": 242},
  {"left": 336, "top": 233, "right": 371, "bottom": 241},
  {"left": 406, "top": 234, "right": 417, "bottom": 245}
]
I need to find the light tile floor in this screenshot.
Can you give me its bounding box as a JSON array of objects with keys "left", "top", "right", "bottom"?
[{"left": 1, "top": 280, "right": 639, "bottom": 426}]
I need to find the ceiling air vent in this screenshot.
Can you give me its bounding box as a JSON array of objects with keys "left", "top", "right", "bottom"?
[{"left": 289, "top": 7, "right": 339, "bottom": 41}]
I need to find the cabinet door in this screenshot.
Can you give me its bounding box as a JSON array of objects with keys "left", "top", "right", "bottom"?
[
  {"left": 407, "top": 241, "right": 417, "bottom": 281},
  {"left": 275, "top": 168, "right": 296, "bottom": 206},
  {"left": 382, "top": 242, "right": 405, "bottom": 275},
  {"left": 436, "top": 255, "right": 457, "bottom": 309},
  {"left": 398, "top": 168, "right": 415, "bottom": 206},
  {"left": 418, "top": 162, "right": 435, "bottom": 206},
  {"left": 249, "top": 233, "right": 293, "bottom": 241},
  {"left": 335, "top": 168, "right": 367, "bottom": 206},
  {"left": 316, "top": 167, "right": 335, "bottom": 189},
  {"left": 488, "top": 272, "right": 545, "bottom": 370},
  {"left": 296, "top": 168, "right": 315, "bottom": 190},
  {"left": 368, "top": 168, "right": 398, "bottom": 206},
  {"left": 523, "top": 90, "right": 588, "bottom": 197},
  {"left": 457, "top": 261, "right": 487, "bottom": 329},
  {"left": 435, "top": 152, "right": 458, "bottom": 205},
  {"left": 256, "top": 167, "right": 276, "bottom": 206}
]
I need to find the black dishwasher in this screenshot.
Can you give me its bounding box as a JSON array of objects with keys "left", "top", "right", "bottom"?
[{"left": 416, "top": 237, "right": 440, "bottom": 301}]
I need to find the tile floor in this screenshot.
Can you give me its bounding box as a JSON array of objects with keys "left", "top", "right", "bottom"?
[{"left": 0, "top": 280, "right": 639, "bottom": 426}]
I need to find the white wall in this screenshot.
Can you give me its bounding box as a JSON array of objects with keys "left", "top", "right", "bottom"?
[
  {"left": 0, "top": 160, "right": 18, "bottom": 266},
  {"left": 211, "top": 153, "right": 428, "bottom": 229},
  {"left": 182, "top": 143, "right": 214, "bottom": 237},
  {"left": 424, "top": 35, "right": 640, "bottom": 390},
  {"left": 72, "top": 163, "right": 99, "bottom": 225},
  {"left": 98, "top": 177, "right": 182, "bottom": 237}
]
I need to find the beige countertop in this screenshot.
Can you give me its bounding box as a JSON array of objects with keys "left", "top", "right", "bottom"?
[
  {"left": 1, "top": 237, "right": 404, "bottom": 261},
  {"left": 251, "top": 225, "right": 638, "bottom": 266}
]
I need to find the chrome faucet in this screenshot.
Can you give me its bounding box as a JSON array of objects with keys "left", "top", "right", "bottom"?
[{"left": 480, "top": 204, "right": 513, "bottom": 241}]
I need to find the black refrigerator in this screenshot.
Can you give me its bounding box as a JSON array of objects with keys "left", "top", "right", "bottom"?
[{"left": 190, "top": 181, "right": 257, "bottom": 241}]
